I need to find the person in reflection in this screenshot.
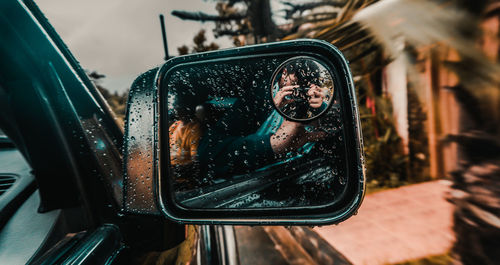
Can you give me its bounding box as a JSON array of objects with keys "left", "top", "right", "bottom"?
[
  {"left": 197, "top": 59, "right": 327, "bottom": 178},
  {"left": 272, "top": 59, "right": 328, "bottom": 120},
  {"left": 169, "top": 119, "right": 201, "bottom": 166},
  {"left": 169, "top": 87, "right": 208, "bottom": 188},
  {"left": 169, "top": 98, "right": 203, "bottom": 166},
  {"left": 267, "top": 59, "right": 328, "bottom": 153}
]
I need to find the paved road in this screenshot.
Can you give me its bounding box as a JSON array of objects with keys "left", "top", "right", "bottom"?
[
  {"left": 235, "top": 225, "right": 352, "bottom": 265},
  {"left": 314, "top": 180, "right": 455, "bottom": 265}
]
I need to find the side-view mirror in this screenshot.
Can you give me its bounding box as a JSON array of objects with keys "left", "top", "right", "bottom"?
[{"left": 123, "top": 39, "right": 365, "bottom": 225}]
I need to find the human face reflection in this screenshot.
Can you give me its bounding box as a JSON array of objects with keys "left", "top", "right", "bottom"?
[{"left": 280, "top": 70, "right": 297, "bottom": 87}]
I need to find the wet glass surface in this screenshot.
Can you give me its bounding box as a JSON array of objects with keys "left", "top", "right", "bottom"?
[
  {"left": 81, "top": 116, "right": 123, "bottom": 207},
  {"left": 164, "top": 55, "right": 348, "bottom": 209},
  {"left": 271, "top": 57, "right": 334, "bottom": 121}
]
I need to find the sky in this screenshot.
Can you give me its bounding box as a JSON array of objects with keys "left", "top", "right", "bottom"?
[{"left": 36, "top": 0, "right": 288, "bottom": 93}]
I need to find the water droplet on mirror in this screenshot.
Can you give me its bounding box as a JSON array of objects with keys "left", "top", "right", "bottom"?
[{"left": 339, "top": 175, "right": 346, "bottom": 185}]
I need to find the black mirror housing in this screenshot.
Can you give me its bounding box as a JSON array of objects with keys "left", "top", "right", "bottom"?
[{"left": 123, "top": 39, "right": 365, "bottom": 225}]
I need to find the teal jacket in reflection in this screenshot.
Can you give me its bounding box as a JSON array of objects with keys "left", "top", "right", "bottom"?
[
  {"left": 197, "top": 87, "right": 327, "bottom": 178},
  {"left": 258, "top": 85, "right": 327, "bottom": 161},
  {"left": 197, "top": 97, "right": 276, "bottom": 178}
]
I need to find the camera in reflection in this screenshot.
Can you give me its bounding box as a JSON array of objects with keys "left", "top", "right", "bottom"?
[
  {"left": 272, "top": 57, "right": 334, "bottom": 121},
  {"left": 290, "top": 86, "right": 311, "bottom": 104}
]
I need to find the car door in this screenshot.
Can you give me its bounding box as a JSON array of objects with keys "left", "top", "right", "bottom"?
[
  {"left": 0, "top": 1, "right": 237, "bottom": 264},
  {"left": 0, "top": 0, "right": 127, "bottom": 263}
]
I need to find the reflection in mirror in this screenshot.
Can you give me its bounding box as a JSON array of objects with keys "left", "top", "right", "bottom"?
[
  {"left": 165, "top": 56, "right": 347, "bottom": 209},
  {"left": 271, "top": 57, "right": 334, "bottom": 121}
]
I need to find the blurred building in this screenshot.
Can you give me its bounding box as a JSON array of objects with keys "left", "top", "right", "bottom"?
[{"left": 384, "top": 2, "right": 499, "bottom": 179}]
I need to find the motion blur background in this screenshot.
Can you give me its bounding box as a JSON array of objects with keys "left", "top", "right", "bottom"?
[{"left": 37, "top": 0, "right": 500, "bottom": 264}]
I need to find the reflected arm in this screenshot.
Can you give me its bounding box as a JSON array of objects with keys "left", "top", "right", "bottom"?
[{"left": 197, "top": 99, "right": 275, "bottom": 178}]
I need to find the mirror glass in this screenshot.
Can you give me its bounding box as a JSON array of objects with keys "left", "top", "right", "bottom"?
[
  {"left": 271, "top": 57, "right": 334, "bottom": 121},
  {"left": 164, "top": 55, "right": 347, "bottom": 209}
]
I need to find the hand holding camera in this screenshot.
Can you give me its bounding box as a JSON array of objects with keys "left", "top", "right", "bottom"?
[{"left": 274, "top": 85, "right": 298, "bottom": 108}]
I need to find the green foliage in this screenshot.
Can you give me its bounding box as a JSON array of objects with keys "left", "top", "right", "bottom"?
[
  {"left": 361, "top": 83, "right": 430, "bottom": 190},
  {"left": 88, "top": 71, "right": 128, "bottom": 125},
  {"left": 393, "top": 253, "right": 452, "bottom": 265},
  {"left": 97, "top": 87, "right": 128, "bottom": 120},
  {"left": 407, "top": 87, "right": 430, "bottom": 183},
  {"left": 361, "top": 95, "right": 409, "bottom": 189}
]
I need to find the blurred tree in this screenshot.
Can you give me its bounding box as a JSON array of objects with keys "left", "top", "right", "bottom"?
[
  {"left": 172, "top": 0, "right": 281, "bottom": 45},
  {"left": 193, "top": 29, "right": 220, "bottom": 52},
  {"left": 444, "top": 2, "right": 500, "bottom": 264},
  {"left": 88, "top": 71, "right": 128, "bottom": 125},
  {"left": 177, "top": 29, "right": 220, "bottom": 55},
  {"left": 361, "top": 93, "right": 409, "bottom": 188},
  {"left": 407, "top": 86, "right": 430, "bottom": 182},
  {"left": 177, "top": 45, "right": 189, "bottom": 56}
]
